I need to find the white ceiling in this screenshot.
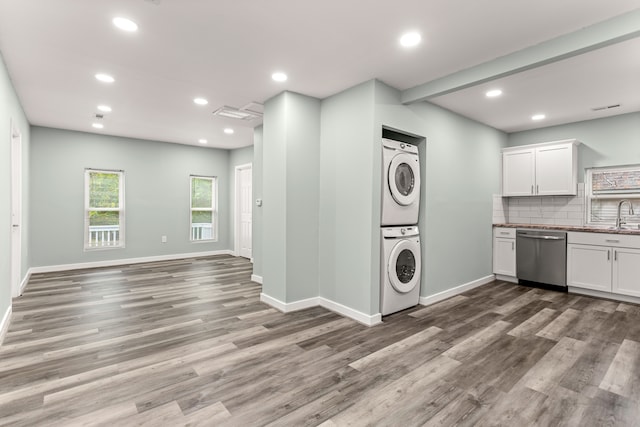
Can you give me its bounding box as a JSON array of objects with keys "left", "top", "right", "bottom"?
[
  {"left": 429, "top": 36, "right": 640, "bottom": 133},
  {"left": 0, "top": 0, "right": 639, "bottom": 149}
]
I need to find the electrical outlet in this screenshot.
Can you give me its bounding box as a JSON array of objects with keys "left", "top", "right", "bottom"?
[{"left": 161, "top": 235, "right": 167, "bottom": 243}]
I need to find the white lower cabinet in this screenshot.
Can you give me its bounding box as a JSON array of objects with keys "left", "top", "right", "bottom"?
[
  {"left": 612, "top": 247, "right": 640, "bottom": 298},
  {"left": 567, "top": 244, "right": 612, "bottom": 292},
  {"left": 493, "top": 228, "right": 516, "bottom": 278},
  {"left": 567, "top": 232, "right": 640, "bottom": 298}
]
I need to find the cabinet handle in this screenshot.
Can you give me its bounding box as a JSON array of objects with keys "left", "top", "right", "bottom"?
[
  {"left": 512, "top": 241, "right": 514, "bottom": 250},
  {"left": 531, "top": 185, "right": 534, "bottom": 195},
  {"left": 500, "top": 231, "right": 510, "bottom": 235},
  {"left": 607, "top": 250, "right": 610, "bottom": 261},
  {"left": 614, "top": 250, "right": 617, "bottom": 261},
  {"left": 605, "top": 239, "right": 620, "bottom": 243},
  {"left": 536, "top": 185, "right": 539, "bottom": 194}
]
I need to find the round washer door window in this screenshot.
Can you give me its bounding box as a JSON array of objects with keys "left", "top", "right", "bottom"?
[
  {"left": 388, "top": 153, "right": 420, "bottom": 206},
  {"left": 388, "top": 239, "right": 421, "bottom": 293}
]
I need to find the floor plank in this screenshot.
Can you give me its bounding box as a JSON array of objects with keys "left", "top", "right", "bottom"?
[{"left": 2, "top": 255, "right": 640, "bottom": 426}]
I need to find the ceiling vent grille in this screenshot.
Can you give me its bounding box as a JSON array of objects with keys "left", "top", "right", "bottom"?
[
  {"left": 591, "top": 104, "right": 621, "bottom": 112},
  {"left": 213, "top": 103, "right": 263, "bottom": 121}
]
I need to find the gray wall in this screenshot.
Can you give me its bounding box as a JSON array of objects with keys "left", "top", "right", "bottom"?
[
  {"left": 228, "top": 145, "right": 254, "bottom": 254},
  {"left": 319, "top": 80, "right": 376, "bottom": 314},
  {"left": 508, "top": 112, "right": 640, "bottom": 182},
  {"left": 256, "top": 80, "right": 506, "bottom": 316},
  {"left": 408, "top": 101, "right": 506, "bottom": 296},
  {"left": 373, "top": 81, "right": 507, "bottom": 301},
  {"left": 262, "top": 94, "right": 288, "bottom": 301},
  {"left": 262, "top": 92, "right": 321, "bottom": 303},
  {"left": 285, "top": 94, "right": 321, "bottom": 302},
  {"left": 0, "top": 52, "right": 30, "bottom": 324},
  {"left": 29, "top": 127, "right": 231, "bottom": 267},
  {"left": 252, "top": 126, "right": 263, "bottom": 278}
]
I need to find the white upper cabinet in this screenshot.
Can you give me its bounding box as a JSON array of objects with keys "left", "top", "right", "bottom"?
[
  {"left": 502, "top": 149, "right": 535, "bottom": 196},
  {"left": 502, "top": 140, "right": 579, "bottom": 197}
]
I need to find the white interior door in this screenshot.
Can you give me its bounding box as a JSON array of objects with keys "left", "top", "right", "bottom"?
[
  {"left": 235, "top": 163, "right": 252, "bottom": 259},
  {"left": 10, "top": 122, "right": 22, "bottom": 297}
]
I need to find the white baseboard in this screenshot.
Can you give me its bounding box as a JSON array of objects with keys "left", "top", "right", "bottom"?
[
  {"left": 259, "top": 293, "right": 382, "bottom": 327},
  {"left": 259, "top": 293, "right": 318, "bottom": 312},
  {"left": 318, "top": 297, "right": 382, "bottom": 327},
  {"left": 19, "top": 270, "right": 32, "bottom": 296},
  {"left": 568, "top": 287, "right": 640, "bottom": 304},
  {"left": 0, "top": 305, "right": 11, "bottom": 347},
  {"left": 251, "top": 274, "right": 263, "bottom": 284},
  {"left": 28, "top": 250, "right": 235, "bottom": 274},
  {"left": 419, "top": 274, "right": 496, "bottom": 306}
]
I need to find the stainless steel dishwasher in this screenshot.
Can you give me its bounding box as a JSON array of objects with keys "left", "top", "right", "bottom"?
[{"left": 516, "top": 229, "right": 567, "bottom": 287}]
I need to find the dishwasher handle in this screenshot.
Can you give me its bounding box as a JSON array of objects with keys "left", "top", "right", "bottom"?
[{"left": 517, "top": 234, "right": 565, "bottom": 241}]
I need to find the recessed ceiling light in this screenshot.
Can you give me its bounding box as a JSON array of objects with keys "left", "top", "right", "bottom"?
[
  {"left": 113, "top": 17, "right": 138, "bottom": 32},
  {"left": 95, "top": 73, "right": 115, "bottom": 83},
  {"left": 92, "top": 123, "right": 104, "bottom": 129},
  {"left": 532, "top": 114, "right": 546, "bottom": 121},
  {"left": 271, "top": 72, "right": 288, "bottom": 82},
  {"left": 193, "top": 98, "right": 208, "bottom": 106},
  {"left": 198, "top": 139, "right": 207, "bottom": 144},
  {"left": 486, "top": 89, "right": 502, "bottom": 98},
  {"left": 223, "top": 128, "right": 234, "bottom": 134},
  {"left": 97, "top": 105, "right": 112, "bottom": 113},
  {"left": 400, "top": 32, "right": 421, "bottom": 47}
]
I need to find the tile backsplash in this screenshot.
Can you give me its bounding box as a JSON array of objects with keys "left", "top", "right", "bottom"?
[{"left": 493, "top": 183, "right": 585, "bottom": 226}]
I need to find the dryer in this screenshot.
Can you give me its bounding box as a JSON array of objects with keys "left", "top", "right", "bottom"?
[
  {"left": 381, "top": 139, "right": 420, "bottom": 226},
  {"left": 380, "top": 226, "right": 421, "bottom": 316}
]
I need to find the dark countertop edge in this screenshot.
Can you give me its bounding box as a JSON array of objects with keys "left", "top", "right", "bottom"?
[{"left": 493, "top": 223, "right": 640, "bottom": 235}]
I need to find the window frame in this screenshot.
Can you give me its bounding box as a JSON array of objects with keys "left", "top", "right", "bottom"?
[
  {"left": 585, "top": 164, "right": 640, "bottom": 226},
  {"left": 84, "top": 168, "right": 125, "bottom": 250},
  {"left": 190, "top": 175, "right": 218, "bottom": 242}
]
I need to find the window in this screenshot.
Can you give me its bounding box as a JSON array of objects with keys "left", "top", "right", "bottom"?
[
  {"left": 190, "top": 175, "right": 217, "bottom": 241},
  {"left": 586, "top": 165, "right": 640, "bottom": 226},
  {"left": 85, "top": 169, "right": 124, "bottom": 249}
]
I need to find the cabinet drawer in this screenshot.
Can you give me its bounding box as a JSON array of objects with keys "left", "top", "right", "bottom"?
[
  {"left": 568, "top": 231, "right": 640, "bottom": 249},
  {"left": 494, "top": 227, "right": 516, "bottom": 239}
]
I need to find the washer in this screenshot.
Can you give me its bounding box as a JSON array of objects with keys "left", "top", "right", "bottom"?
[
  {"left": 380, "top": 226, "right": 421, "bottom": 316},
  {"left": 381, "top": 138, "right": 420, "bottom": 226}
]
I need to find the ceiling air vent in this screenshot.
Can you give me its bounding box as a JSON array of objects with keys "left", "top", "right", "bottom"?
[
  {"left": 591, "top": 104, "right": 621, "bottom": 112},
  {"left": 213, "top": 104, "right": 263, "bottom": 121}
]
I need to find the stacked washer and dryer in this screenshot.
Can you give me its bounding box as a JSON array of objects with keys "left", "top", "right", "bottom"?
[{"left": 380, "top": 138, "right": 422, "bottom": 316}]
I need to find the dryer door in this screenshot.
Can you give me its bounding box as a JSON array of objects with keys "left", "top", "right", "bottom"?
[
  {"left": 388, "top": 153, "right": 420, "bottom": 206},
  {"left": 388, "top": 239, "right": 421, "bottom": 293}
]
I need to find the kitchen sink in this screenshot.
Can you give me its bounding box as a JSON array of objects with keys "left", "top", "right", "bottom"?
[{"left": 591, "top": 224, "right": 640, "bottom": 231}]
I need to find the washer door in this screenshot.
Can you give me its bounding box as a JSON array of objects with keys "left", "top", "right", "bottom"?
[
  {"left": 387, "top": 240, "right": 421, "bottom": 293},
  {"left": 388, "top": 153, "right": 420, "bottom": 206}
]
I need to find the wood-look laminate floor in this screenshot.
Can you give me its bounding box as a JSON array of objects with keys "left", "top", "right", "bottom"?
[{"left": 2, "top": 255, "right": 640, "bottom": 426}]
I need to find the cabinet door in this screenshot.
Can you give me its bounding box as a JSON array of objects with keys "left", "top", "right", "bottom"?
[
  {"left": 612, "top": 247, "right": 640, "bottom": 297},
  {"left": 493, "top": 237, "right": 516, "bottom": 277},
  {"left": 502, "top": 149, "right": 535, "bottom": 196},
  {"left": 535, "top": 144, "right": 576, "bottom": 195},
  {"left": 567, "top": 244, "right": 612, "bottom": 292}
]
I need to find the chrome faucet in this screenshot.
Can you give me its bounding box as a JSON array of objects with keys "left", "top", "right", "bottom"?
[{"left": 616, "top": 199, "right": 635, "bottom": 229}]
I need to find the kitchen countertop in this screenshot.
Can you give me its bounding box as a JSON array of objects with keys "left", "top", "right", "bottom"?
[{"left": 493, "top": 223, "right": 640, "bottom": 235}]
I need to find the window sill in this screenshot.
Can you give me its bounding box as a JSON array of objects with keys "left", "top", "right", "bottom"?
[{"left": 84, "top": 245, "right": 125, "bottom": 252}]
